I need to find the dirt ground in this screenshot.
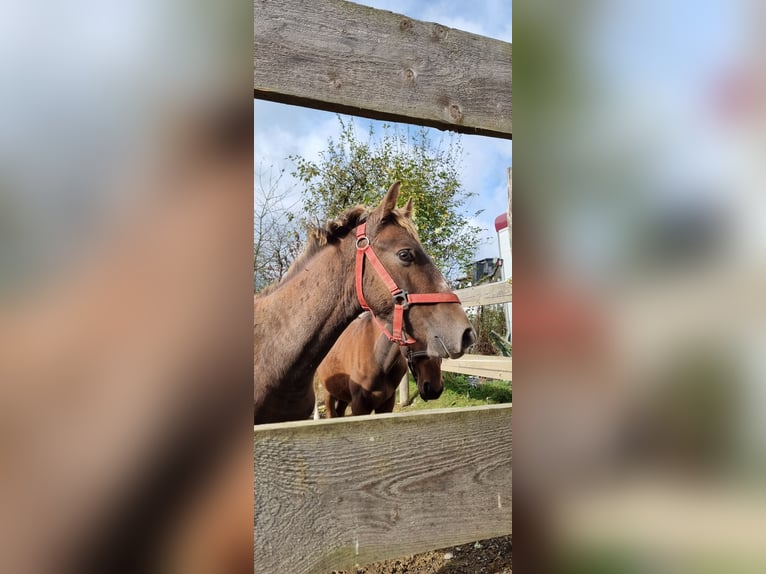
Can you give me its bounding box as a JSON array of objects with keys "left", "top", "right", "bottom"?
[{"left": 330, "top": 535, "right": 512, "bottom": 574}]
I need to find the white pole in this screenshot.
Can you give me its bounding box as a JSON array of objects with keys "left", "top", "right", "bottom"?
[{"left": 398, "top": 374, "right": 409, "bottom": 406}]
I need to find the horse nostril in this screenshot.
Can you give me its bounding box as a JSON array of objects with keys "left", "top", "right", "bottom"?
[{"left": 462, "top": 327, "right": 476, "bottom": 351}]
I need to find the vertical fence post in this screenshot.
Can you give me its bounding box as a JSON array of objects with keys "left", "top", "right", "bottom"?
[
  {"left": 398, "top": 374, "right": 409, "bottom": 406},
  {"left": 506, "top": 167, "right": 512, "bottom": 344},
  {"left": 507, "top": 167, "right": 512, "bottom": 247}
]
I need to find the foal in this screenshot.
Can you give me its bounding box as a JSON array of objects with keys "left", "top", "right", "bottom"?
[
  {"left": 317, "top": 312, "right": 444, "bottom": 417},
  {"left": 254, "top": 182, "right": 475, "bottom": 424}
]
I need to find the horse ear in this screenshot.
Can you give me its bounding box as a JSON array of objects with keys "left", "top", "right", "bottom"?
[
  {"left": 379, "top": 181, "right": 401, "bottom": 215},
  {"left": 403, "top": 197, "right": 414, "bottom": 219}
]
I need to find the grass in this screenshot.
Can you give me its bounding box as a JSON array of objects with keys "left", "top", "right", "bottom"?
[{"left": 395, "top": 372, "right": 511, "bottom": 412}]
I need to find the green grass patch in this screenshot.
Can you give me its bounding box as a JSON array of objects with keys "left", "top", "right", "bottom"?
[{"left": 396, "top": 372, "right": 511, "bottom": 412}]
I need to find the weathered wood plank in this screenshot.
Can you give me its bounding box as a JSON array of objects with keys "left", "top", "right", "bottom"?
[
  {"left": 254, "top": 405, "right": 512, "bottom": 574},
  {"left": 456, "top": 280, "right": 513, "bottom": 307},
  {"left": 254, "top": 0, "right": 512, "bottom": 138},
  {"left": 442, "top": 354, "right": 512, "bottom": 381},
  {"left": 507, "top": 167, "right": 512, "bottom": 248}
]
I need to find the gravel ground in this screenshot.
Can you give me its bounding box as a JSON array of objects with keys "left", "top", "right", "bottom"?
[{"left": 329, "top": 535, "right": 512, "bottom": 574}]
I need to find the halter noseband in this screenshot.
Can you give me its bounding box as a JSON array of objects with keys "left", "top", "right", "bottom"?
[{"left": 355, "top": 222, "right": 461, "bottom": 346}]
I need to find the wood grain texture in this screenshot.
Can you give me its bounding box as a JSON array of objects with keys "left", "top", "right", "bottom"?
[
  {"left": 254, "top": 0, "right": 512, "bottom": 138},
  {"left": 442, "top": 354, "right": 512, "bottom": 381},
  {"left": 507, "top": 167, "right": 512, "bottom": 238},
  {"left": 254, "top": 404, "right": 512, "bottom": 574},
  {"left": 456, "top": 280, "right": 512, "bottom": 307}
]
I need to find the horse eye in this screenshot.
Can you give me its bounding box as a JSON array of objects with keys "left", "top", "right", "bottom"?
[{"left": 397, "top": 249, "right": 413, "bottom": 262}]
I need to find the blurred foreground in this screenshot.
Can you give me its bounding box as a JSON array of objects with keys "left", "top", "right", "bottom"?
[
  {"left": 513, "top": 1, "right": 766, "bottom": 572},
  {"left": 0, "top": 2, "right": 253, "bottom": 572}
]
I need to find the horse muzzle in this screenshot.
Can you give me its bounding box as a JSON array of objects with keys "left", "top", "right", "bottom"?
[{"left": 419, "top": 381, "right": 443, "bottom": 401}]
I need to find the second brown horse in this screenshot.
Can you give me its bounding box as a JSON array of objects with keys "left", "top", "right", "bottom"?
[{"left": 317, "top": 312, "right": 444, "bottom": 417}]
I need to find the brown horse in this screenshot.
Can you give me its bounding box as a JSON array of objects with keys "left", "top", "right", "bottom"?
[
  {"left": 254, "top": 182, "right": 475, "bottom": 424},
  {"left": 317, "top": 312, "right": 444, "bottom": 417}
]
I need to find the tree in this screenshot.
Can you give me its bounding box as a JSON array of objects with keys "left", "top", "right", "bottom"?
[
  {"left": 291, "top": 117, "right": 484, "bottom": 282},
  {"left": 254, "top": 163, "right": 303, "bottom": 292}
]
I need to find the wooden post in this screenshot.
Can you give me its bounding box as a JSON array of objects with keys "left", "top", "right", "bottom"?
[
  {"left": 506, "top": 167, "right": 512, "bottom": 343},
  {"left": 507, "top": 167, "right": 512, "bottom": 249},
  {"left": 398, "top": 374, "right": 409, "bottom": 406}
]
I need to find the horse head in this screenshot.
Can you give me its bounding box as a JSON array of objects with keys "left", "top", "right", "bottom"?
[
  {"left": 358, "top": 181, "right": 475, "bottom": 358},
  {"left": 405, "top": 348, "right": 444, "bottom": 401}
]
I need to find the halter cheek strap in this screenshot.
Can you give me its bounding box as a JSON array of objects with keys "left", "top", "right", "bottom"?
[
  {"left": 355, "top": 222, "right": 461, "bottom": 345},
  {"left": 406, "top": 348, "right": 431, "bottom": 382}
]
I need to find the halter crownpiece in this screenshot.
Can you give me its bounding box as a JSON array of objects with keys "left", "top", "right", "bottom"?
[{"left": 354, "top": 222, "right": 461, "bottom": 345}]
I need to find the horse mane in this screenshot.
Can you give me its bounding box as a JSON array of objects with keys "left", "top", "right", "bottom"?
[{"left": 256, "top": 201, "right": 418, "bottom": 297}]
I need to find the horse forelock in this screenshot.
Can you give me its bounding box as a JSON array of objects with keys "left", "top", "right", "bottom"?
[{"left": 382, "top": 209, "right": 419, "bottom": 241}]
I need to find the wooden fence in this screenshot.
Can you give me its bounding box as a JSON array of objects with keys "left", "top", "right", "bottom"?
[
  {"left": 398, "top": 280, "right": 513, "bottom": 405},
  {"left": 254, "top": 404, "right": 512, "bottom": 574},
  {"left": 442, "top": 280, "right": 513, "bottom": 381},
  {"left": 254, "top": 0, "right": 512, "bottom": 139},
  {"left": 254, "top": 0, "right": 511, "bottom": 571}
]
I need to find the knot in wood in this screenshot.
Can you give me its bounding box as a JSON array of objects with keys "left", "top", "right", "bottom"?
[
  {"left": 328, "top": 73, "right": 342, "bottom": 90},
  {"left": 404, "top": 68, "right": 416, "bottom": 81},
  {"left": 448, "top": 103, "right": 463, "bottom": 122},
  {"left": 399, "top": 18, "right": 413, "bottom": 32},
  {"left": 432, "top": 24, "right": 447, "bottom": 40}
]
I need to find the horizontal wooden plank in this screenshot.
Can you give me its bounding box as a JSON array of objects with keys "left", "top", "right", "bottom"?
[
  {"left": 456, "top": 281, "right": 512, "bottom": 307},
  {"left": 254, "top": 404, "right": 512, "bottom": 574},
  {"left": 254, "top": 0, "right": 512, "bottom": 139},
  {"left": 442, "top": 354, "right": 513, "bottom": 381},
  {"left": 559, "top": 478, "right": 766, "bottom": 557}
]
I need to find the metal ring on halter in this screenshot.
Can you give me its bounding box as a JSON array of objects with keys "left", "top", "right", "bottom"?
[
  {"left": 392, "top": 291, "right": 409, "bottom": 309},
  {"left": 355, "top": 236, "right": 370, "bottom": 249}
]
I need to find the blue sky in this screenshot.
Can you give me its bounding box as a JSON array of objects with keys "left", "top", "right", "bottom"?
[{"left": 253, "top": 0, "right": 513, "bottom": 261}]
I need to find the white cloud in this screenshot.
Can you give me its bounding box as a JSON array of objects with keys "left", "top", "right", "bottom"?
[
  {"left": 254, "top": 100, "right": 512, "bottom": 262},
  {"left": 254, "top": 102, "right": 347, "bottom": 206}
]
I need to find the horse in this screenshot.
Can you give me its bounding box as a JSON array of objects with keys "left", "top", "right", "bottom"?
[
  {"left": 254, "top": 181, "right": 475, "bottom": 424},
  {"left": 0, "top": 104, "right": 256, "bottom": 572},
  {"left": 317, "top": 312, "right": 444, "bottom": 417}
]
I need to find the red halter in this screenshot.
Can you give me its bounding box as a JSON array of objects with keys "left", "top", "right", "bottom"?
[{"left": 354, "top": 222, "right": 461, "bottom": 345}]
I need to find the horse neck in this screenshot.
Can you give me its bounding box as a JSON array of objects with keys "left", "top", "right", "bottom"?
[
  {"left": 255, "top": 240, "right": 360, "bottom": 388},
  {"left": 371, "top": 327, "right": 403, "bottom": 376}
]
